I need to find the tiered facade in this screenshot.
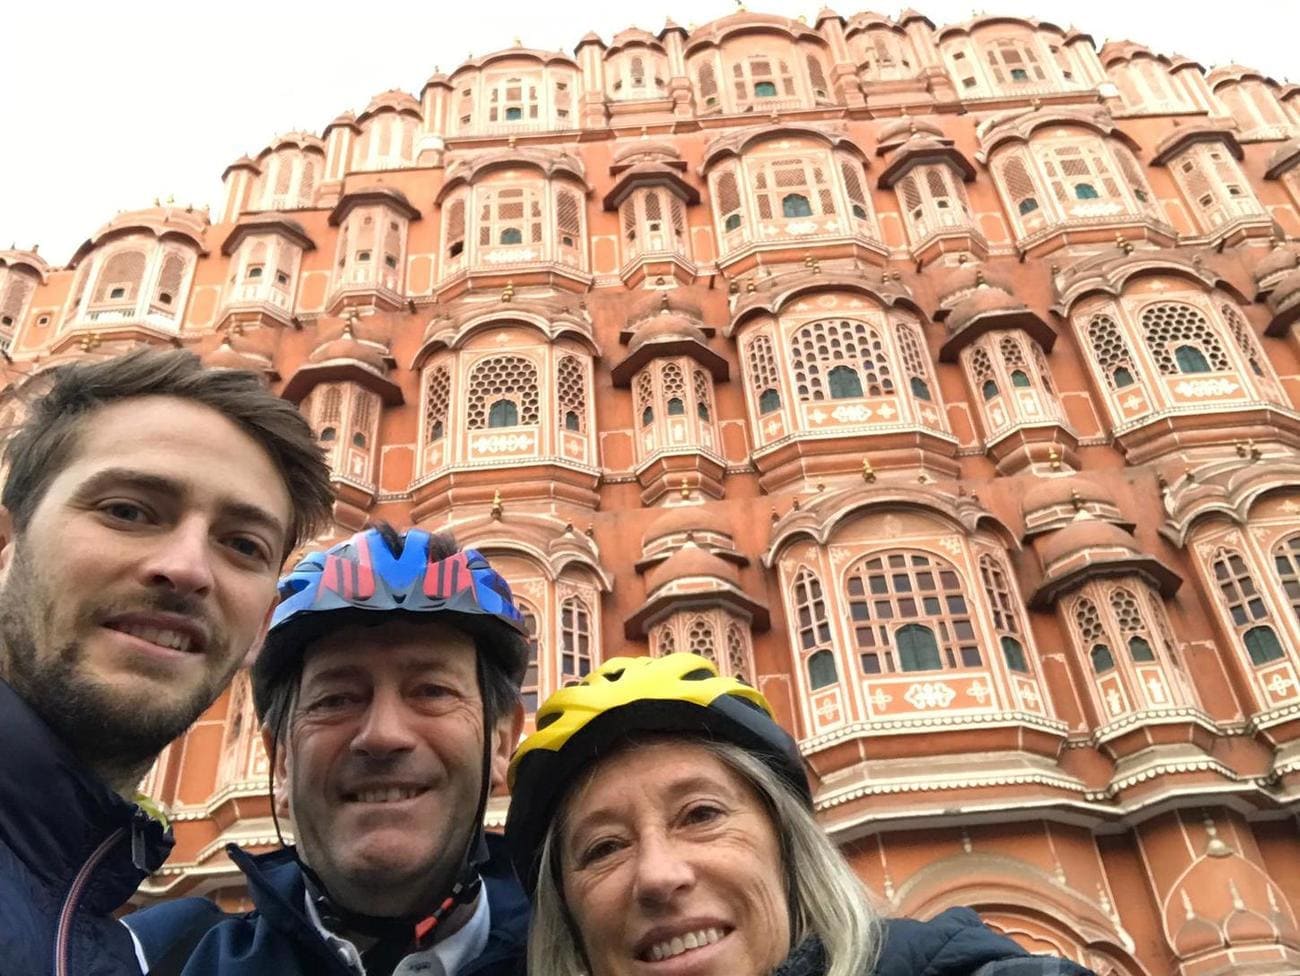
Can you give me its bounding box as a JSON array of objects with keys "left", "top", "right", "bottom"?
[{"left": 4, "top": 10, "right": 1300, "bottom": 974}]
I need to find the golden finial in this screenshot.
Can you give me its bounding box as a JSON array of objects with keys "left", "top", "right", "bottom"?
[
  {"left": 917, "top": 472, "right": 930, "bottom": 484},
  {"left": 862, "top": 457, "right": 877, "bottom": 483},
  {"left": 1235, "top": 439, "right": 1248, "bottom": 458},
  {"left": 816, "top": 482, "right": 826, "bottom": 492},
  {"left": 770, "top": 507, "right": 780, "bottom": 522},
  {"left": 1248, "top": 439, "right": 1261, "bottom": 460},
  {"left": 585, "top": 523, "right": 595, "bottom": 537},
  {"left": 975, "top": 269, "right": 987, "bottom": 287},
  {"left": 490, "top": 490, "right": 504, "bottom": 520},
  {"left": 1116, "top": 233, "right": 1133, "bottom": 255},
  {"left": 660, "top": 291, "right": 671, "bottom": 312},
  {"left": 1070, "top": 488, "right": 1084, "bottom": 511},
  {"left": 79, "top": 334, "right": 101, "bottom": 353},
  {"left": 679, "top": 479, "right": 691, "bottom": 499},
  {"left": 791, "top": 496, "right": 801, "bottom": 510},
  {"left": 1156, "top": 470, "right": 1169, "bottom": 492},
  {"left": 1049, "top": 444, "right": 1061, "bottom": 471},
  {"left": 956, "top": 252, "right": 968, "bottom": 265},
  {"left": 153, "top": 197, "right": 161, "bottom": 207},
  {"left": 166, "top": 193, "right": 175, "bottom": 205},
  {"left": 729, "top": 279, "right": 739, "bottom": 295},
  {"left": 746, "top": 279, "right": 757, "bottom": 293},
  {"left": 501, "top": 281, "right": 515, "bottom": 303},
  {"left": 513, "top": 36, "right": 523, "bottom": 47}
]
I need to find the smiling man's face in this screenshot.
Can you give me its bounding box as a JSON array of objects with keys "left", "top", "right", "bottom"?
[
  {"left": 0, "top": 395, "right": 291, "bottom": 791},
  {"left": 279, "top": 617, "right": 519, "bottom": 918}
]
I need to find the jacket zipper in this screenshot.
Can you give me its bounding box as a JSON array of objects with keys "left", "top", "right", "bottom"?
[{"left": 54, "top": 826, "right": 126, "bottom": 976}]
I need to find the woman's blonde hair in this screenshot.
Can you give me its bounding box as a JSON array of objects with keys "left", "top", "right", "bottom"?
[{"left": 525, "top": 737, "right": 881, "bottom": 976}]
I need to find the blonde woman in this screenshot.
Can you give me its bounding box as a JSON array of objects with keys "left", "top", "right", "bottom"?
[{"left": 506, "top": 653, "right": 1093, "bottom": 976}]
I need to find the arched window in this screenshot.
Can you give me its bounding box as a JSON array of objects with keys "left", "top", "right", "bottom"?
[
  {"left": 1074, "top": 598, "right": 1113, "bottom": 673},
  {"left": 1222, "top": 304, "right": 1272, "bottom": 381},
  {"left": 466, "top": 356, "right": 539, "bottom": 429},
  {"left": 688, "top": 617, "right": 717, "bottom": 664},
  {"left": 693, "top": 369, "right": 713, "bottom": 423},
  {"left": 444, "top": 199, "right": 466, "bottom": 259},
  {"left": 1001, "top": 637, "right": 1029, "bottom": 673},
  {"left": 1244, "top": 626, "right": 1285, "bottom": 665},
  {"left": 560, "top": 596, "right": 593, "bottom": 681},
  {"left": 697, "top": 61, "right": 719, "bottom": 107},
  {"left": 782, "top": 194, "right": 812, "bottom": 218},
  {"left": 827, "top": 365, "right": 863, "bottom": 399},
  {"left": 519, "top": 604, "right": 541, "bottom": 712},
  {"left": 320, "top": 427, "right": 336, "bottom": 442},
  {"left": 725, "top": 624, "right": 751, "bottom": 684},
  {"left": 792, "top": 568, "right": 835, "bottom": 689},
  {"left": 488, "top": 399, "right": 518, "bottom": 427},
  {"left": 982, "top": 380, "right": 999, "bottom": 400},
  {"left": 1010, "top": 369, "right": 1032, "bottom": 388},
  {"left": 897, "top": 624, "right": 942, "bottom": 672},
  {"left": 641, "top": 406, "right": 654, "bottom": 427},
  {"left": 500, "top": 227, "right": 523, "bottom": 245},
  {"left": 755, "top": 80, "right": 778, "bottom": 98},
  {"left": 1074, "top": 183, "right": 1099, "bottom": 200},
  {"left": 1212, "top": 548, "right": 1287, "bottom": 666},
  {"left": 1111, "top": 587, "right": 1164, "bottom": 665},
  {"left": 999, "top": 155, "right": 1040, "bottom": 222},
  {"left": 1273, "top": 534, "right": 1300, "bottom": 622},
  {"left": 667, "top": 397, "right": 685, "bottom": 415},
  {"left": 896, "top": 323, "right": 935, "bottom": 403},
  {"left": 746, "top": 334, "right": 783, "bottom": 415},
  {"left": 980, "top": 554, "right": 1033, "bottom": 675},
  {"left": 424, "top": 365, "right": 450, "bottom": 446},
  {"left": 715, "top": 170, "right": 743, "bottom": 236},
  {"left": 1086, "top": 313, "right": 1141, "bottom": 392},
  {"left": 807, "top": 649, "right": 838, "bottom": 690},
  {"left": 847, "top": 551, "right": 978, "bottom": 674},
  {"left": 1140, "top": 302, "right": 1231, "bottom": 375},
  {"left": 556, "top": 355, "right": 587, "bottom": 435},
  {"left": 1174, "top": 344, "right": 1212, "bottom": 374},
  {"left": 1091, "top": 644, "right": 1116, "bottom": 673},
  {"left": 790, "top": 319, "right": 893, "bottom": 402}
]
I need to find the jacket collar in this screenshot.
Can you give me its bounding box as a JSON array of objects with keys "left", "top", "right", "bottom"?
[
  {"left": 0, "top": 678, "right": 172, "bottom": 910},
  {"left": 229, "top": 833, "right": 530, "bottom": 967}
]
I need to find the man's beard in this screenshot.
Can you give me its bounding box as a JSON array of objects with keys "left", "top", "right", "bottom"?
[{"left": 0, "top": 541, "right": 233, "bottom": 787}]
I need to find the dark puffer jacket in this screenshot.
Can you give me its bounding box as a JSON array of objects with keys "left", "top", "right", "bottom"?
[
  {"left": 774, "top": 908, "right": 1096, "bottom": 976},
  {"left": 0, "top": 679, "right": 173, "bottom": 976},
  {"left": 124, "top": 836, "right": 528, "bottom": 976}
]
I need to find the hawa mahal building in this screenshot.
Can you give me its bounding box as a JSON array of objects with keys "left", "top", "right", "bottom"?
[{"left": 3, "top": 8, "right": 1300, "bottom": 974}]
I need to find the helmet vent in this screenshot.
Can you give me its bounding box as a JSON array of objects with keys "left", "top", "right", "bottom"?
[
  {"left": 536, "top": 711, "right": 562, "bottom": 730},
  {"left": 683, "top": 668, "right": 713, "bottom": 681},
  {"left": 391, "top": 593, "right": 406, "bottom": 604},
  {"left": 604, "top": 668, "right": 626, "bottom": 682}
]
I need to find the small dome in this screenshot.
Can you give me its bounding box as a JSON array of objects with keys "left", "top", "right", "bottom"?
[
  {"left": 628, "top": 289, "right": 704, "bottom": 326},
  {"left": 627, "top": 314, "right": 709, "bottom": 354},
  {"left": 310, "top": 326, "right": 388, "bottom": 372},
  {"left": 202, "top": 339, "right": 274, "bottom": 375},
  {"left": 1255, "top": 241, "right": 1300, "bottom": 286},
  {"left": 1021, "top": 476, "right": 1118, "bottom": 520},
  {"left": 325, "top": 111, "right": 359, "bottom": 132},
  {"left": 947, "top": 283, "right": 1026, "bottom": 335},
  {"left": 1037, "top": 516, "right": 1145, "bottom": 570},
  {"left": 1207, "top": 64, "right": 1261, "bottom": 86},
  {"left": 363, "top": 89, "right": 421, "bottom": 117},
  {"left": 645, "top": 542, "right": 740, "bottom": 593},
  {"left": 642, "top": 506, "right": 734, "bottom": 548},
  {"left": 876, "top": 116, "right": 945, "bottom": 149},
  {"left": 1272, "top": 267, "right": 1300, "bottom": 309},
  {"left": 934, "top": 263, "right": 1012, "bottom": 307},
  {"left": 610, "top": 27, "right": 658, "bottom": 48},
  {"left": 1266, "top": 139, "right": 1300, "bottom": 174}
]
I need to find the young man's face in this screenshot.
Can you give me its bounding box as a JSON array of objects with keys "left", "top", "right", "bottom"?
[
  {"left": 276, "top": 617, "right": 522, "bottom": 918},
  {"left": 0, "top": 395, "right": 292, "bottom": 787}
]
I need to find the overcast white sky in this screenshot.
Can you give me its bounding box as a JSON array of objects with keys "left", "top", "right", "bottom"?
[{"left": 3, "top": 0, "right": 1294, "bottom": 268}]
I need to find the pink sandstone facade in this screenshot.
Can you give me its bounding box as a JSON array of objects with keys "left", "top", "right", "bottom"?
[{"left": 3, "top": 9, "right": 1300, "bottom": 974}]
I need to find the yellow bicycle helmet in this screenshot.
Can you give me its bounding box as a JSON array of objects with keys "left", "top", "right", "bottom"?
[{"left": 505, "top": 652, "right": 809, "bottom": 891}]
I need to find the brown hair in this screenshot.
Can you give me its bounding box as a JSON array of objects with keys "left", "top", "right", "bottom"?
[{"left": 2, "top": 347, "right": 333, "bottom": 558}]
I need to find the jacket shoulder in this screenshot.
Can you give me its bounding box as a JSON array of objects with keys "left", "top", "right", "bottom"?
[
  {"left": 876, "top": 909, "right": 1093, "bottom": 976},
  {"left": 124, "top": 898, "right": 235, "bottom": 967}
]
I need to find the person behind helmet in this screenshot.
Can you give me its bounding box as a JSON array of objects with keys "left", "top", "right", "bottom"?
[
  {"left": 126, "top": 525, "right": 529, "bottom": 976},
  {"left": 506, "top": 653, "right": 1097, "bottom": 976}
]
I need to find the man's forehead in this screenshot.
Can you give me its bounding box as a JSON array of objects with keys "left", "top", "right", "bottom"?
[{"left": 302, "top": 622, "right": 478, "bottom": 676}]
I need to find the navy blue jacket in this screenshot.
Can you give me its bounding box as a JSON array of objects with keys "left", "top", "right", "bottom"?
[
  {"left": 126, "top": 836, "right": 528, "bottom": 976},
  {"left": 0, "top": 678, "right": 173, "bottom": 976},
  {"left": 775, "top": 908, "right": 1095, "bottom": 975}
]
